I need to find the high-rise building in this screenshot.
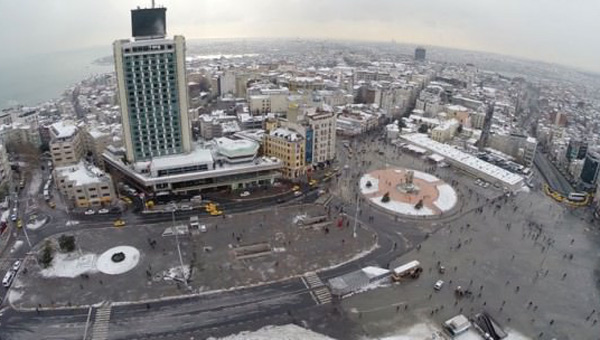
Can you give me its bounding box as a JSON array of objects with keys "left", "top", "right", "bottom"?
[
  {"left": 415, "top": 47, "right": 426, "bottom": 61},
  {"left": 579, "top": 150, "right": 600, "bottom": 191},
  {"left": 113, "top": 6, "right": 191, "bottom": 163}
]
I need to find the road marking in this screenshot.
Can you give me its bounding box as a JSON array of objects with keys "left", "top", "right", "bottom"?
[
  {"left": 302, "top": 272, "right": 332, "bottom": 305},
  {"left": 90, "top": 304, "right": 112, "bottom": 340}
]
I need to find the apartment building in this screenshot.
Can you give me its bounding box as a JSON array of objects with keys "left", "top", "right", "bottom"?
[{"left": 263, "top": 128, "right": 305, "bottom": 179}]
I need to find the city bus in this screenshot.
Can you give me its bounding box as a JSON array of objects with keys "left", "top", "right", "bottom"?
[{"left": 567, "top": 192, "right": 587, "bottom": 202}]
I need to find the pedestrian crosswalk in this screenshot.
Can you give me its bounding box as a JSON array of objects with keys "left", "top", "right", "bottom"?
[
  {"left": 90, "top": 304, "right": 112, "bottom": 340},
  {"left": 303, "top": 272, "right": 332, "bottom": 305}
]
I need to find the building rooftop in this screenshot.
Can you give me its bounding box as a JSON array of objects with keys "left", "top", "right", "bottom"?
[
  {"left": 402, "top": 133, "right": 523, "bottom": 186},
  {"left": 51, "top": 121, "right": 78, "bottom": 139},
  {"left": 55, "top": 161, "right": 110, "bottom": 186},
  {"left": 270, "top": 128, "right": 302, "bottom": 142},
  {"left": 214, "top": 137, "right": 259, "bottom": 159}
]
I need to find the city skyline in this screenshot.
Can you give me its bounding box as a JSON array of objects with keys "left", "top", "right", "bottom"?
[{"left": 0, "top": 0, "right": 599, "bottom": 73}]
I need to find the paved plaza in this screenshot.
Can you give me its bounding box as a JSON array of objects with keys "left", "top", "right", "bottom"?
[
  {"left": 322, "top": 135, "right": 600, "bottom": 339},
  {"left": 360, "top": 168, "right": 458, "bottom": 217},
  {"left": 8, "top": 204, "right": 376, "bottom": 309}
]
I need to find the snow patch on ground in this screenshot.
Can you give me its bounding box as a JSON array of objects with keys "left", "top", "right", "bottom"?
[
  {"left": 433, "top": 184, "right": 457, "bottom": 212},
  {"left": 163, "top": 265, "right": 191, "bottom": 282},
  {"left": 210, "top": 324, "right": 336, "bottom": 340},
  {"left": 292, "top": 214, "right": 308, "bottom": 224},
  {"left": 40, "top": 253, "right": 98, "bottom": 278},
  {"left": 27, "top": 217, "right": 48, "bottom": 230},
  {"left": 412, "top": 170, "right": 439, "bottom": 183},
  {"left": 1, "top": 210, "right": 9, "bottom": 221},
  {"left": 10, "top": 240, "right": 24, "bottom": 253},
  {"left": 8, "top": 289, "right": 23, "bottom": 304},
  {"left": 96, "top": 246, "right": 140, "bottom": 275},
  {"left": 359, "top": 174, "right": 380, "bottom": 195},
  {"left": 370, "top": 196, "right": 434, "bottom": 216},
  {"left": 27, "top": 172, "right": 43, "bottom": 197},
  {"left": 66, "top": 220, "right": 79, "bottom": 226}
]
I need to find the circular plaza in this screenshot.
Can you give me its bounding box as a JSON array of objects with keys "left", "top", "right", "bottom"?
[{"left": 359, "top": 168, "right": 458, "bottom": 217}]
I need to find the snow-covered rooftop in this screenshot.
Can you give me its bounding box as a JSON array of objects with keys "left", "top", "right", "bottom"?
[
  {"left": 214, "top": 137, "right": 258, "bottom": 159},
  {"left": 270, "top": 128, "right": 302, "bottom": 142},
  {"left": 54, "top": 161, "right": 110, "bottom": 186},
  {"left": 401, "top": 133, "right": 523, "bottom": 186},
  {"left": 51, "top": 121, "right": 78, "bottom": 139}
]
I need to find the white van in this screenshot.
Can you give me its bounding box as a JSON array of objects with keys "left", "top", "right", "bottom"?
[{"left": 2, "top": 270, "right": 15, "bottom": 288}]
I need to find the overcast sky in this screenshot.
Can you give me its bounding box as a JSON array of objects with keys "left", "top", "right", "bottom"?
[{"left": 1, "top": 0, "right": 598, "bottom": 72}]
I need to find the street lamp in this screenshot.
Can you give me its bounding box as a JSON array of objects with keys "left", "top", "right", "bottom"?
[
  {"left": 169, "top": 203, "right": 187, "bottom": 284},
  {"left": 353, "top": 195, "right": 360, "bottom": 238}
]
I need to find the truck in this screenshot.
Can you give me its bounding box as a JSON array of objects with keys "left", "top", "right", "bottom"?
[
  {"left": 189, "top": 215, "right": 199, "bottom": 229},
  {"left": 391, "top": 260, "right": 422, "bottom": 281}
]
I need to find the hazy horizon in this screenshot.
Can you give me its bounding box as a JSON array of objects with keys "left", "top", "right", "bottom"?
[{"left": 1, "top": 0, "right": 599, "bottom": 73}]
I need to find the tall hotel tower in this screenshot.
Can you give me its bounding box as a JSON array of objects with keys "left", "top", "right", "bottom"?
[{"left": 113, "top": 6, "right": 191, "bottom": 163}]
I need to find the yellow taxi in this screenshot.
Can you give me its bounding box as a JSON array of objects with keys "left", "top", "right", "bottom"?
[
  {"left": 309, "top": 179, "right": 318, "bottom": 187},
  {"left": 48, "top": 201, "right": 56, "bottom": 209},
  {"left": 292, "top": 185, "right": 300, "bottom": 191},
  {"left": 113, "top": 219, "right": 126, "bottom": 227},
  {"left": 210, "top": 210, "right": 223, "bottom": 216},
  {"left": 16, "top": 219, "right": 22, "bottom": 229},
  {"left": 121, "top": 197, "right": 133, "bottom": 204}
]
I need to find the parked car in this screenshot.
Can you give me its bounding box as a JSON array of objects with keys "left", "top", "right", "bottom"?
[
  {"left": 98, "top": 208, "right": 109, "bottom": 214},
  {"left": 180, "top": 205, "right": 193, "bottom": 211},
  {"left": 10, "top": 214, "right": 17, "bottom": 222},
  {"left": 294, "top": 191, "right": 302, "bottom": 197},
  {"left": 434, "top": 280, "right": 444, "bottom": 291},
  {"left": 240, "top": 191, "right": 250, "bottom": 197},
  {"left": 199, "top": 224, "right": 207, "bottom": 233},
  {"left": 84, "top": 209, "right": 96, "bottom": 215},
  {"left": 12, "top": 260, "right": 21, "bottom": 272}
]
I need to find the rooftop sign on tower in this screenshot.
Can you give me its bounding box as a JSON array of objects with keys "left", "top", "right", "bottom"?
[{"left": 131, "top": 7, "right": 166, "bottom": 39}]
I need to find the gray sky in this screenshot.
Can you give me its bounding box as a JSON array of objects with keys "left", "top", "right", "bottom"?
[{"left": 1, "top": 0, "right": 599, "bottom": 72}]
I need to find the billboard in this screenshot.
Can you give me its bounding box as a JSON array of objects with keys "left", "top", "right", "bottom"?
[{"left": 131, "top": 8, "right": 166, "bottom": 38}]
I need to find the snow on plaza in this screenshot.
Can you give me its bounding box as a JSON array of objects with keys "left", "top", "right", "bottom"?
[
  {"left": 359, "top": 168, "right": 458, "bottom": 217},
  {"left": 39, "top": 245, "right": 141, "bottom": 278}
]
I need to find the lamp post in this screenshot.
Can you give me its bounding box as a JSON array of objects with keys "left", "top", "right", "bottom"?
[
  {"left": 353, "top": 194, "right": 360, "bottom": 238},
  {"left": 169, "top": 203, "right": 186, "bottom": 283}
]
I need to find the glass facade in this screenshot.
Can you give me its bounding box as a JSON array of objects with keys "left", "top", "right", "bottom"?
[{"left": 122, "top": 43, "right": 183, "bottom": 161}]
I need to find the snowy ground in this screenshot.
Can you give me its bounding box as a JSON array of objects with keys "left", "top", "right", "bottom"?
[
  {"left": 26, "top": 217, "right": 48, "bottom": 230},
  {"left": 370, "top": 196, "right": 435, "bottom": 216},
  {"left": 39, "top": 246, "right": 141, "bottom": 277},
  {"left": 433, "top": 184, "right": 458, "bottom": 211},
  {"left": 360, "top": 174, "right": 380, "bottom": 195},
  {"left": 27, "top": 171, "right": 43, "bottom": 197},
  {"left": 40, "top": 253, "right": 98, "bottom": 278},
  {"left": 10, "top": 240, "right": 24, "bottom": 253},
  {"left": 95, "top": 246, "right": 140, "bottom": 275},
  {"left": 210, "top": 324, "right": 335, "bottom": 340}
]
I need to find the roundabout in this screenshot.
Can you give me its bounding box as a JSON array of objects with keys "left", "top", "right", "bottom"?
[{"left": 359, "top": 168, "right": 458, "bottom": 217}]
